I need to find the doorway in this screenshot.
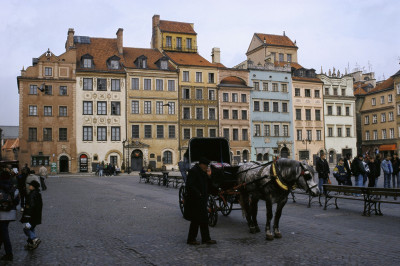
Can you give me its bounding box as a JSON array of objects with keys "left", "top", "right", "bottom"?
[
  {"left": 59, "top": 156, "right": 69, "bottom": 172},
  {"left": 131, "top": 149, "right": 143, "bottom": 171},
  {"left": 79, "top": 154, "right": 88, "bottom": 172},
  {"left": 280, "top": 147, "right": 289, "bottom": 158}
]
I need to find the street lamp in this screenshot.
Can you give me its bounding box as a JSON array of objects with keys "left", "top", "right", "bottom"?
[
  {"left": 122, "top": 139, "right": 126, "bottom": 172},
  {"left": 302, "top": 138, "right": 312, "bottom": 160}
]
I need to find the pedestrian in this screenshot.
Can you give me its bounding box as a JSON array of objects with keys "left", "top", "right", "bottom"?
[
  {"left": 381, "top": 155, "right": 393, "bottom": 188},
  {"left": 374, "top": 154, "right": 382, "bottom": 187},
  {"left": 362, "top": 157, "right": 370, "bottom": 186},
  {"left": 344, "top": 154, "right": 353, "bottom": 186},
  {"left": 391, "top": 153, "right": 400, "bottom": 188},
  {"left": 351, "top": 154, "right": 366, "bottom": 188},
  {"left": 38, "top": 163, "right": 48, "bottom": 191},
  {"left": 95, "top": 163, "right": 100, "bottom": 176},
  {"left": 184, "top": 157, "right": 216, "bottom": 245},
  {"left": 0, "top": 165, "right": 20, "bottom": 261},
  {"left": 17, "top": 164, "right": 30, "bottom": 212},
  {"left": 20, "top": 180, "right": 43, "bottom": 250},
  {"left": 99, "top": 163, "right": 104, "bottom": 176},
  {"left": 333, "top": 158, "right": 347, "bottom": 185},
  {"left": 316, "top": 152, "right": 330, "bottom": 195},
  {"left": 367, "top": 155, "right": 379, "bottom": 187}
]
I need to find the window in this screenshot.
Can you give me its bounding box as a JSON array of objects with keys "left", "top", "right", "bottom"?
[
  {"left": 364, "top": 116, "right": 369, "bottom": 124},
  {"left": 208, "top": 89, "right": 216, "bottom": 100},
  {"left": 97, "top": 127, "right": 107, "bottom": 141},
  {"left": 111, "top": 79, "right": 120, "bottom": 91},
  {"left": 144, "top": 101, "right": 151, "bottom": 114},
  {"left": 44, "top": 85, "right": 52, "bottom": 95},
  {"left": 325, "top": 88, "right": 329, "bottom": 95},
  {"left": 208, "top": 73, "right": 215, "bottom": 83},
  {"left": 279, "top": 53, "right": 284, "bottom": 61},
  {"left": 157, "top": 125, "right": 164, "bottom": 139},
  {"left": 109, "top": 59, "right": 120, "bottom": 69},
  {"left": 233, "top": 129, "right": 239, "bottom": 141},
  {"left": 29, "top": 128, "right": 37, "bottom": 141},
  {"left": 223, "top": 128, "right": 229, "bottom": 139},
  {"left": 381, "top": 113, "right": 386, "bottom": 122},
  {"left": 372, "top": 98, "right": 376, "bottom": 106},
  {"left": 232, "top": 110, "right": 238, "bottom": 119},
  {"left": 232, "top": 93, "right": 238, "bottom": 102},
  {"left": 206, "top": 128, "right": 214, "bottom": 138},
  {"left": 382, "top": 129, "right": 387, "bottom": 139},
  {"left": 281, "top": 84, "right": 287, "bottom": 92},
  {"left": 168, "top": 102, "right": 175, "bottom": 115},
  {"left": 131, "top": 101, "right": 139, "bottom": 114},
  {"left": 59, "top": 86, "right": 67, "bottom": 95},
  {"left": 242, "top": 129, "right": 248, "bottom": 141},
  {"left": 156, "top": 79, "right": 163, "bottom": 91},
  {"left": 328, "top": 127, "right": 333, "bottom": 137},
  {"left": 156, "top": 101, "right": 163, "bottom": 115},
  {"left": 163, "top": 151, "right": 173, "bottom": 164},
  {"left": 283, "top": 125, "right": 289, "bottom": 137},
  {"left": 97, "top": 78, "right": 107, "bottom": 91},
  {"left": 295, "top": 88, "right": 300, "bottom": 96},
  {"left": 388, "top": 94, "right": 393, "bottom": 103},
  {"left": 83, "top": 78, "right": 93, "bottom": 91},
  {"left": 29, "top": 105, "right": 37, "bottom": 116},
  {"left": 315, "top": 90, "right": 320, "bottom": 98},
  {"left": 346, "top": 128, "right": 351, "bottom": 137},
  {"left": 97, "top": 102, "right": 107, "bottom": 115},
  {"left": 337, "top": 127, "right": 342, "bottom": 137},
  {"left": 111, "top": 102, "right": 120, "bottom": 115},
  {"left": 272, "top": 83, "right": 278, "bottom": 92},
  {"left": 43, "top": 128, "right": 52, "bottom": 141},
  {"left": 168, "top": 80, "right": 175, "bottom": 91},
  {"left": 380, "top": 96, "right": 385, "bottom": 104},
  {"left": 168, "top": 125, "right": 175, "bottom": 139},
  {"left": 254, "top": 101, "right": 260, "bottom": 111},
  {"left": 83, "top": 126, "right": 93, "bottom": 141},
  {"left": 263, "top": 82, "right": 268, "bottom": 91},
  {"left": 263, "top": 102, "right": 270, "bottom": 112},
  {"left": 287, "top": 54, "right": 292, "bottom": 62},
  {"left": 264, "top": 125, "right": 270, "bottom": 136},
  {"left": 144, "top": 125, "right": 152, "bottom": 138},
  {"left": 44, "top": 67, "right": 52, "bottom": 76},
  {"left": 398, "top": 104, "right": 400, "bottom": 115},
  {"left": 223, "top": 109, "right": 230, "bottom": 119},
  {"left": 44, "top": 106, "right": 52, "bottom": 116},
  {"left": 196, "top": 72, "right": 202, "bottom": 82},
  {"left": 186, "top": 38, "right": 192, "bottom": 49},
  {"left": 282, "top": 103, "right": 288, "bottom": 113},
  {"left": 183, "top": 129, "right": 191, "bottom": 140},
  {"left": 305, "top": 89, "right": 311, "bottom": 97},
  {"left": 346, "top": 106, "right": 350, "bottom": 116},
  {"left": 144, "top": 79, "right": 151, "bottom": 90},
  {"left": 110, "top": 156, "right": 118, "bottom": 166},
  {"left": 132, "top": 125, "right": 139, "bottom": 138},
  {"left": 327, "top": 106, "right": 332, "bottom": 115},
  {"left": 297, "top": 130, "right": 302, "bottom": 141},
  {"left": 183, "top": 71, "right": 189, "bottom": 82},
  {"left": 241, "top": 94, "right": 247, "bottom": 103},
  {"left": 365, "top": 131, "right": 370, "bottom": 140},
  {"left": 254, "top": 125, "right": 261, "bottom": 136},
  {"left": 333, "top": 88, "right": 338, "bottom": 95},
  {"left": 59, "top": 106, "right": 67, "bottom": 117},
  {"left": 166, "top": 36, "right": 172, "bottom": 47},
  {"left": 372, "top": 114, "right": 377, "bottom": 124},
  {"left": 306, "top": 130, "right": 312, "bottom": 140},
  {"left": 337, "top": 106, "right": 342, "bottom": 116},
  {"left": 342, "top": 89, "right": 346, "bottom": 96},
  {"left": 183, "top": 88, "right": 190, "bottom": 99},
  {"left": 274, "top": 125, "right": 280, "bottom": 136},
  {"left": 389, "top": 112, "right": 394, "bottom": 121},
  {"left": 299, "top": 151, "right": 309, "bottom": 160},
  {"left": 223, "top": 93, "right": 229, "bottom": 102},
  {"left": 254, "top": 82, "right": 259, "bottom": 90},
  {"left": 196, "top": 89, "right": 203, "bottom": 100},
  {"left": 209, "top": 108, "right": 216, "bottom": 120},
  {"left": 176, "top": 37, "right": 182, "bottom": 49},
  {"left": 196, "top": 108, "right": 203, "bottom": 120},
  {"left": 83, "top": 57, "right": 93, "bottom": 68},
  {"left": 242, "top": 110, "right": 247, "bottom": 120},
  {"left": 273, "top": 102, "right": 279, "bottom": 112},
  {"left": 316, "top": 130, "right": 321, "bottom": 141},
  {"left": 390, "top": 128, "right": 394, "bottom": 139},
  {"left": 315, "top": 109, "right": 321, "bottom": 121},
  {"left": 183, "top": 107, "right": 190, "bottom": 119},
  {"left": 296, "top": 109, "right": 301, "bottom": 120},
  {"left": 373, "top": 130, "right": 378, "bottom": 140},
  {"left": 83, "top": 101, "right": 93, "bottom": 115},
  {"left": 160, "top": 59, "right": 168, "bottom": 70},
  {"left": 59, "top": 128, "right": 67, "bottom": 141},
  {"left": 305, "top": 109, "right": 311, "bottom": 120},
  {"left": 29, "top": 85, "right": 37, "bottom": 95}
]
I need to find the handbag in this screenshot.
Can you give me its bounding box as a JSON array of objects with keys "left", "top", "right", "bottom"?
[{"left": 327, "top": 178, "right": 332, "bottom": 184}]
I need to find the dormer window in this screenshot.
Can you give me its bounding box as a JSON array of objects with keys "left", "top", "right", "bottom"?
[
  {"left": 135, "top": 55, "right": 147, "bottom": 69},
  {"left": 156, "top": 56, "right": 169, "bottom": 70},
  {"left": 81, "top": 54, "right": 94, "bottom": 68},
  {"left": 107, "top": 55, "right": 121, "bottom": 70}
]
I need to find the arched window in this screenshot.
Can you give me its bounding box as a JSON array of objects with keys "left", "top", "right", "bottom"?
[
  {"left": 163, "top": 151, "right": 173, "bottom": 164},
  {"left": 242, "top": 150, "right": 249, "bottom": 162},
  {"left": 257, "top": 153, "right": 263, "bottom": 161},
  {"left": 263, "top": 153, "right": 269, "bottom": 161}
]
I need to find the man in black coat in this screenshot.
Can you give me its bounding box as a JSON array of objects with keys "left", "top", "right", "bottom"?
[
  {"left": 184, "top": 157, "right": 216, "bottom": 245},
  {"left": 316, "top": 153, "right": 330, "bottom": 195},
  {"left": 344, "top": 154, "right": 353, "bottom": 186}
]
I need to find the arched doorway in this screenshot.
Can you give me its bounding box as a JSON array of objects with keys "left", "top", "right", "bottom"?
[
  {"left": 242, "top": 150, "right": 249, "bottom": 162},
  {"left": 79, "top": 154, "right": 88, "bottom": 172},
  {"left": 131, "top": 149, "right": 143, "bottom": 171},
  {"left": 59, "top": 156, "right": 69, "bottom": 173},
  {"left": 280, "top": 147, "right": 289, "bottom": 158}
]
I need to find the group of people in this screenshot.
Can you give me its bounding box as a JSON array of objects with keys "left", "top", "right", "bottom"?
[
  {"left": 95, "top": 162, "right": 120, "bottom": 176},
  {"left": 316, "top": 152, "right": 400, "bottom": 195},
  {"left": 0, "top": 163, "right": 43, "bottom": 261}
]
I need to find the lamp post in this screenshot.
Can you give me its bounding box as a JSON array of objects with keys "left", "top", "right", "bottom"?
[
  {"left": 302, "top": 138, "right": 312, "bottom": 160},
  {"left": 122, "top": 139, "right": 126, "bottom": 172},
  {"left": 127, "top": 139, "right": 131, "bottom": 174}
]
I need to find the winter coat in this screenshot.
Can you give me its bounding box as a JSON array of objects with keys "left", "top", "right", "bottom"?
[
  {"left": 0, "top": 171, "right": 18, "bottom": 221},
  {"left": 316, "top": 157, "right": 330, "bottom": 179},
  {"left": 368, "top": 161, "right": 380, "bottom": 179},
  {"left": 351, "top": 157, "right": 366, "bottom": 176},
  {"left": 333, "top": 164, "right": 347, "bottom": 183},
  {"left": 183, "top": 164, "right": 209, "bottom": 223},
  {"left": 21, "top": 188, "right": 42, "bottom": 225},
  {"left": 391, "top": 158, "right": 400, "bottom": 174},
  {"left": 381, "top": 159, "right": 393, "bottom": 174},
  {"left": 344, "top": 158, "right": 352, "bottom": 176}
]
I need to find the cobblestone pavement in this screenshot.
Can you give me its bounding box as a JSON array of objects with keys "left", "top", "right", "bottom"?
[{"left": 4, "top": 174, "right": 400, "bottom": 265}]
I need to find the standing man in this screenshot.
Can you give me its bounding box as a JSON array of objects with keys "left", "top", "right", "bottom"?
[
  {"left": 38, "top": 164, "right": 47, "bottom": 191},
  {"left": 344, "top": 154, "right": 353, "bottom": 186},
  {"left": 381, "top": 155, "right": 393, "bottom": 188},
  {"left": 316, "top": 153, "right": 330, "bottom": 195},
  {"left": 391, "top": 153, "right": 400, "bottom": 188},
  {"left": 351, "top": 154, "right": 366, "bottom": 187},
  {"left": 184, "top": 157, "right": 216, "bottom": 245}
]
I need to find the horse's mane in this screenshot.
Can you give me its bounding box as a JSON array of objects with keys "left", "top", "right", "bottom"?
[{"left": 275, "top": 158, "right": 300, "bottom": 180}]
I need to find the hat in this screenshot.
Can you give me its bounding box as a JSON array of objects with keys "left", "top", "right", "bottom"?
[
  {"left": 199, "top": 157, "right": 210, "bottom": 165},
  {"left": 28, "top": 180, "right": 40, "bottom": 189}
]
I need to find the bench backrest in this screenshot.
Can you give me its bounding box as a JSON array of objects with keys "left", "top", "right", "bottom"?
[
  {"left": 367, "top": 188, "right": 400, "bottom": 197},
  {"left": 323, "top": 184, "right": 364, "bottom": 194}
]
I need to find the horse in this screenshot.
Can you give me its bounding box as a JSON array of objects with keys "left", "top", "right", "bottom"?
[{"left": 237, "top": 158, "right": 319, "bottom": 240}]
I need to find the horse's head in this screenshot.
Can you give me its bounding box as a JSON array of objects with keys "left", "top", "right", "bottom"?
[{"left": 297, "top": 161, "right": 319, "bottom": 196}]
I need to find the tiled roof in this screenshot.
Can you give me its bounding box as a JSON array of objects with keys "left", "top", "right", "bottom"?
[
  {"left": 220, "top": 76, "right": 247, "bottom": 86},
  {"left": 392, "top": 70, "right": 400, "bottom": 77},
  {"left": 75, "top": 37, "right": 125, "bottom": 72},
  {"left": 1, "top": 139, "right": 18, "bottom": 150},
  {"left": 123, "top": 48, "right": 175, "bottom": 70},
  {"left": 354, "top": 87, "right": 367, "bottom": 95},
  {"left": 159, "top": 20, "right": 196, "bottom": 35},
  {"left": 368, "top": 77, "right": 394, "bottom": 94},
  {"left": 292, "top": 76, "right": 323, "bottom": 83},
  {"left": 274, "top": 62, "right": 302, "bottom": 69},
  {"left": 165, "top": 52, "right": 216, "bottom": 67},
  {"left": 255, "top": 33, "right": 297, "bottom": 47}
]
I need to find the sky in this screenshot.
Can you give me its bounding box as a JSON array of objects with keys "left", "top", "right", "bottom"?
[{"left": 1, "top": 0, "right": 399, "bottom": 126}]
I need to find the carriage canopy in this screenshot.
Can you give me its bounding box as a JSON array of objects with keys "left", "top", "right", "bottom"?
[{"left": 188, "top": 138, "right": 231, "bottom": 165}]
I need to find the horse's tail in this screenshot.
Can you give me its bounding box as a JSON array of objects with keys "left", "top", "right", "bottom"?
[{"left": 238, "top": 191, "right": 247, "bottom": 218}]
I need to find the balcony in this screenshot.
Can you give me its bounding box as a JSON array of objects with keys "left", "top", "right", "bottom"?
[{"left": 162, "top": 45, "right": 198, "bottom": 53}]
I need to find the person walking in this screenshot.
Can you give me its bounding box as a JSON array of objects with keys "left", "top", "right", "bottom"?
[
  {"left": 381, "top": 155, "right": 393, "bottom": 188},
  {"left": 333, "top": 158, "right": 347, "bottom": 185},
  {"left": 391, "top": 153, "right": 400, "bottom": 188},
  {"left": 344, "top": 154, "right": 353, "bottom": 186},
  {"left": 351, "top": 154, "right": 366, "bottom": 187},
  {"left": 99, "top": 163, "right": 104, "bottom": 176},
  {"left": 20, "top": 180, "right": 43, "bottom": 250},
  {"left": 316, "top": 153, "right": 330, "bottom": 195},
  {"left": 184, "top": 157, "right": 216, "bottom": 245},
  {"left": 38, "top": 163, "right": 47, "bottom": 191}
]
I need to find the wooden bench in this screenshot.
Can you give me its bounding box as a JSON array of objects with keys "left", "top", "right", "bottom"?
[
  {"left": 323, "top": 184, "right": 367, "bottom": 215},
  {"left": 139, "top": 173, "right": 151, "bottom": 183},
  {"left": 290, "top": 189, "right": 321, "bottom": 208},
  {"left": 365, "top": 187, "right": 400, "bottom": 216}
]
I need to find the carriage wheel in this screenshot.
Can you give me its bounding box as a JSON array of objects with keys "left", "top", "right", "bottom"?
[
  {"left": 208, "top": 195, "right": 218, "bottom": 227},
  {"left": 219, "top": 196, "right": 234, "bottom": 216},
  {"left": 178, "top": 185, "right": 186, "bottom": 215}
]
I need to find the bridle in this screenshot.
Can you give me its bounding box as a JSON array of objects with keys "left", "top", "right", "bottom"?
[{"left": 299, "top": 163, "right": 318, "bottom": 194}]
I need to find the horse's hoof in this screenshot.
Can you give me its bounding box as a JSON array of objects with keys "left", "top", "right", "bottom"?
[
  {"left": 249, "top": 227, "right": 257, "bottom": 234},
  {"left": 255, "top": 225, "right": 261, "bottom": 233},
  {"left": 266, "top": 234, "right": 274, "bottom": 241},
  {"left": 274, "top": 232, "right": 282, "bottom": 239}
]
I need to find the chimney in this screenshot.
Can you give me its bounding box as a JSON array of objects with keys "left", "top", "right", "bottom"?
[
  {"left": 152, "top": 14, "right": 160, "bottom": 49},
  {"left": 211, "top": 47, "right": 220, "bottom": 64},
  {"left": 283, "top": 31, "right": 286, "bottom": 36},
  {"left": 66, "top": 28, "right": 75, "bottom": 51},
  {"left": 116, "top": 28, "right": 123, "bottom": 55}
]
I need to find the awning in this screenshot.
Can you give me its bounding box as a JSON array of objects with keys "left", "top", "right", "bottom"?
[{"left": 379, "top": 144, "right": 397, "bottom": 151}]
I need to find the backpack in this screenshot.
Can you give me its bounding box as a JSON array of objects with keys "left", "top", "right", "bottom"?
[{"left": 0, "top": 186, "right": 19, "bottom": 211}]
